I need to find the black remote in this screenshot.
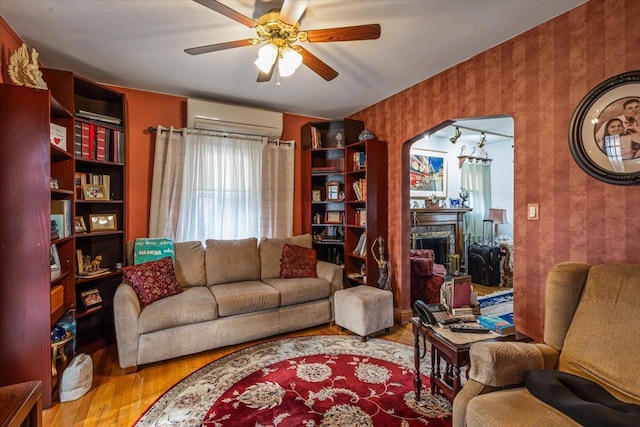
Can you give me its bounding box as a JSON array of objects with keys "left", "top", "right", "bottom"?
[{"left": 449, "top": 325, "right": 491, "bottom": 333}]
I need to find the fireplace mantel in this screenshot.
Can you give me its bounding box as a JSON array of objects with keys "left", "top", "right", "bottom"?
[{"left": 410, "top": 208, "right": 472, "bottom": 257}]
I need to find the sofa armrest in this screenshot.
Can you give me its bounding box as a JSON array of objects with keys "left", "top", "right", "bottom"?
[
  {"left": 113, "top": 283, "right": 142, "bottom": 370},
  {"left": 316, "top": 260, "right": 344, "bottom": 295},
  {"left": 468, "top": 341, "right": 557, "bottom": 387}
]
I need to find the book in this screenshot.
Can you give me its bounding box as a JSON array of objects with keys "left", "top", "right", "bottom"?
[
  {"left": 476, "top": 314, "right": 515, "bottom": 336},
  {"left": 81, "top": 122, "right": 90, "bottom": 159},
  {"left": 81, "top": 288, "right": 103, "bottom": 308},
  {"left": 76, "top": 268, "right": 110, "bottom": 279},
  {"left": 74, "top": 122, "right": 82, "bottom": 157},
  {"left": 76, "top": 110, "right": 122, "bottom": 125},
  {"left": 96, "top": 126, "right": 106, "bottom": 161}
]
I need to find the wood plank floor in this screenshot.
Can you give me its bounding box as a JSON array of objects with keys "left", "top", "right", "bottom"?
[{"left": 43, "top": 322, "right": 417, "bottom": 426}]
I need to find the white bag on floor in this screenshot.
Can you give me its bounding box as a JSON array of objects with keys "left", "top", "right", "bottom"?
[{"left": 59, "top": 353, "right": 93, "bottom": 402}]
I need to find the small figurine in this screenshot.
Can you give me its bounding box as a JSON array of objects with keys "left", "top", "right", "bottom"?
[
  {"left": 89, "top": 255, "right": 103, "bottom": 271},
  {"left": 459, "top": 187, "right": 469, "bottom": 208},
  {"left": 459, "top": 145, "right": 467, "bottom": 156},
  {"left": 314, "top": 213, "right": 322, "bottom": 224},
  {"left": 335, "top": 132, "right": 344, "bottom": 147}
]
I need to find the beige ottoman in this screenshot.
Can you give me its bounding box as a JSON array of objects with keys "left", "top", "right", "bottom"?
[{"left": 334, "top": 285, "right": 394, "bottom": 341}]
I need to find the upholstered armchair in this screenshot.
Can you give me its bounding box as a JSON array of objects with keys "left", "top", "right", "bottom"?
[
  {"left": 410, "top": 249, "right": 447, "bottom": 305},
  {"left": 453, "top": 262, "right": 640, "bottom": 427}
]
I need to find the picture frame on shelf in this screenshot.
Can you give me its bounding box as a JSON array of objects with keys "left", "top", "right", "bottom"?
[
  {"left": 81, "top": 288, "right": 102, "bottom": 308},
  {"left": 449, "top": 198, "right": 461, "bottom": 208},
  {"left": 89, "top": 214, "right": 117, "bottom": 231},
  {"left": 74, "top": 216, "right": 87, "bottom": 233},
  {"left": 568, "top": 70, "right": 640, "bottom": 185},
  {"left": 324, "top": 211, "right": 343, "bottom": 224},
  {"left": 82, "top": 183, "right": 108, "bottom": 200},
  {"left": 409, "top": 148, "right": 447, "bottom": 198},
  {"left": 76, "top": 249, "right": 84, "bottom": 274},
  {"left": 50, "top": 244, "right": 61, "bottom": 281},
  {"left": 312, "top": 190, "right": 321, "bottom": 202}
]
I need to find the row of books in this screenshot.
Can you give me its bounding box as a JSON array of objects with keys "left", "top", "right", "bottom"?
[
  {"left": 354, "top": 208, "right": 367, "bottom": 226},
  {"left": 75, "top": 172, "right": 111, "bottom": 200},
  {"left": 51, "top": 199, "right": 72, "bottom": 239},
  {"left": 74, "top": 122, "right": 124, "bottom": 163},
  {"left": 352, "top": 178, "right": 367, "bottom": 201},
  {"left": 310, "top": 126, "right": 323, "bottom": 149},
  {"left": 353, "top": 233, "right": 367, "bottom": 256},
  {"left": 352, "top": 152, "right": 366, "bottom": 169}
]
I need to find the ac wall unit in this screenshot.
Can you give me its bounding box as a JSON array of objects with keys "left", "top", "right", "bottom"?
[{"left": 187, "top": 98, "right": 283, "bottom": 139}]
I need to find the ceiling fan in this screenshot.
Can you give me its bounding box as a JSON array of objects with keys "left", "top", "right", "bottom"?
[{"left": 185, "top": 0, "right": 381, "bottom": 83}]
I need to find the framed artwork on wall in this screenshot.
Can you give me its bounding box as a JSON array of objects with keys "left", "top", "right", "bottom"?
[
  {"left": 409, "top": 149, "right": 447, "bottom": 198},
  {"left": 569, "top": 70, "right": 640, "bottom": 185}
]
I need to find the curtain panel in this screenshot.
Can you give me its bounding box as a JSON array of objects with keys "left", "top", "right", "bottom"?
[{"left": 461, "top": 159, "right": 492, "bottom": 244}]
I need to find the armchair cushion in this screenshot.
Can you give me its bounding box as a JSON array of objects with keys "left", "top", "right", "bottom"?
[{"left": 469, "top": 341, "right": 545, "bottom": 387}]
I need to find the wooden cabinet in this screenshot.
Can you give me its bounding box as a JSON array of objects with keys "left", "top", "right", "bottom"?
[
  {"left": 301, "top": 119, "right": 363, "bottom": 264},
  {"left": 43, "top": 68, "right": 127, "bottom": 355},
  {"left": 343, "top": 140, "right": 388, "bottom": 287},
  {"left": 0, "top": 84, "right": 71, "bottom": 409}
]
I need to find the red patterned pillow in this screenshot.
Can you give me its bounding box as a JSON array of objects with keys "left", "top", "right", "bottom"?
[
  {"left": 280, "top": 243, "right": 317, "bottom": 278},
  {"left": 122, "top": 257, "right": 183, "bottom": 307}
]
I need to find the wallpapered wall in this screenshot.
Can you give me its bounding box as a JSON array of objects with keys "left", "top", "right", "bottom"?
[{"left": 350, "top": 0, "right": 640, "bottom": 340}]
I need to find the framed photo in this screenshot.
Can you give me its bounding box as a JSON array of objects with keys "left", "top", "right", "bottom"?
[
  {"left": 89, "top": 214, "right": 117, "bottom": 231},
  {"left": 75, "top": 216, "right": 87, "bottom": 233},
  {"left": 83, "top": 184, "right": 108, "bottom": 200},
  {"left": 449, "top": 198, "right": 461, "bottom": 208},
  {"left": 50, "top": 244, "right": 61, "bottom": 280},
  {"left": 409, "top": 149, "right": 448, "bottom": 198},
  {"left": 81, "top": 288, "right": 103, "bottom": 308},
  {"left": 312, "top": 190, "right": 321, "bottom": 202},
  {"left": 324, "top": 211, "right": 343, "bottom": 224},
  {"left": 569, "top": 70, "right": 640, "bottom": 185}
]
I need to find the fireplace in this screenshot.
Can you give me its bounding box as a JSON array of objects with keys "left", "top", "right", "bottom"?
[{"left": 413, "top": 235, "right": 450, "bottom": 265}]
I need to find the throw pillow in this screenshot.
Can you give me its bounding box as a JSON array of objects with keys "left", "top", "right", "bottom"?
[
  {"left": 280, "top": 243, "right": 317, "bottom": 278},
  {"left": 122, "top": 257, "right": 183, "bottom": 307}
]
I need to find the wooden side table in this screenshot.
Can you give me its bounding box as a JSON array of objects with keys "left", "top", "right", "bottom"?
[
  {"left": 0, "top": 381, "right": 42, "bottom": 427},
  {"left": 411, "top": 317, "right": 531, "bottom": 401}
]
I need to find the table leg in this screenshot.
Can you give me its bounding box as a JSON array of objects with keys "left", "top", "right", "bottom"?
[
  {"left": 431, "top": 347, "right": 438, "bottom": 396},
  {"left": 453, "top": 364, "right": 462, "bottom": 396},
  {"left": 413, "top": 324, "right": 422, "bottom": 401}
]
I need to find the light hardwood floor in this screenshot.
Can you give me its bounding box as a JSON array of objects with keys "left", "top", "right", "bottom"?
[{"left": 43, "top": 322, "right": 417, "bottom": 426}]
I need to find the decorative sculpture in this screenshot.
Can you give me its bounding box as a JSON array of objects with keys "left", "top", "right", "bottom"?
[
  {"left": 371, "top": 236, "right": 391, "bottom": 291},
  {"left": 8, "top": 43, "right": 48, "bottom": 89}
]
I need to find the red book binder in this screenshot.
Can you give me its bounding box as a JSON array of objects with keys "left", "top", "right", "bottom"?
[
  {"left": 81, "top": 123, "right": 90, "bottom": 159},
  {"left": 96, "top": 127, "right": 106, "bottom": 161}
]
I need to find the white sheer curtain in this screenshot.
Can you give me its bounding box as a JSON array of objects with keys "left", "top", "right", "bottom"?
[
  {"left": 148, "top": 126, "right": 187, "bottom": 239},
  {"left": 176, "top": 131, "right": 263, "bottom": 241},
  {"left": 260, "top": 140, "right": 295, "bottom": 238},
  {"left": 461, "top": 159, "right": 492, "bottom": 244}
]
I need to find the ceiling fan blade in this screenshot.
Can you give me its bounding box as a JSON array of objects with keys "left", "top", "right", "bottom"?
[
  {"left": 278, "top": 0, "right": 309, "bottom": 26},
  {"left": 185, "top": 39, "right": 254, "bottom": 55},
  {"left": 193, "top": 0, "right": 258, "bottom": 28},
  {"left": 257, "top": 59, "right": 276, "bottom": 83},
  {"left": 306, "top": 24, "right": 381, "bottom": 43},
  {"left": 297, "top": 46, "right": 338, "bottom": 81}
]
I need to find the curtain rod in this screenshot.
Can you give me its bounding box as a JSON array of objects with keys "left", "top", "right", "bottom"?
[{"left": 145, "top": 126, "right": 293, "bottom": 145}]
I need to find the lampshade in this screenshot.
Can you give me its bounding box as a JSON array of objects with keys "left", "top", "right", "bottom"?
[
  {"left": 254, "top": 43, "right": 278, "bottom": 73},
  {"left": 278, "top": 46, "right": 303, "bottom": 77},
  {"left": 486, "top": 208, "right": 507, "bottom": 224}
]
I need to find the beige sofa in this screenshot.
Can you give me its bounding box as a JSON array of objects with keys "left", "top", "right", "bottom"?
[
  {"left": 113, "top": 234, "right": 343, "bottom": 371},
  {"left": 453, "top": 262, "right": 640, "bottom": 426}
]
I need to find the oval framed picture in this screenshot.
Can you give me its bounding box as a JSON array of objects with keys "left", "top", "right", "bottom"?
[{"left": 568, "top": 70, "right": 640, "bottom": 185}]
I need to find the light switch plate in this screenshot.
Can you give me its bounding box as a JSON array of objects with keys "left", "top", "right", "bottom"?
[{"left": 527, "top": 203, "right": 539, "bottom": 220}]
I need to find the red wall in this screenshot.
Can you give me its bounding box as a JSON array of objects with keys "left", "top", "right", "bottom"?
[{"left": 349, "top": 0, "right": 640, "bottom": 339}]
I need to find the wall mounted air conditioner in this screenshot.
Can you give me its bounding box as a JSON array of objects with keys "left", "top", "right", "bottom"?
[{"left": 187, "top": 98, "right": 283, "bottom": 139}]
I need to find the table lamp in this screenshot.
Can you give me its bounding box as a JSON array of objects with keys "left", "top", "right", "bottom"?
[{"left": 486, "top": 208, "right": 508, "bottom": 243}]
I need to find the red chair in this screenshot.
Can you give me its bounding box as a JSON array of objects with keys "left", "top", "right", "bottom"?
[{"left": 410, "top": 249, "right": 447, "bottom": 305}]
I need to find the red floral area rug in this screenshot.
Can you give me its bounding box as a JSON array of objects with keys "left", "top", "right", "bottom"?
[{"left": 135, "top": 335, "right": 451, "bottom": 426}]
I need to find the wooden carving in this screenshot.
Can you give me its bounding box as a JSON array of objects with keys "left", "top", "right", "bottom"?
[{"left": 8, "top": 43, "right": 48, "bottom": 89}]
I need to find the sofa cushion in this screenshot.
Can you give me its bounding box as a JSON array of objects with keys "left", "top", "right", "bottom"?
[
  {"left": 122, "top": 257, "right": 183, "bottom": 307},
  {"left": 137, "top": 286, "right": 218, "bottom": 334},
  {"left": 263, "top": 277, "right": 330, "bottom": 307},
  {"left": 259, "top": 234, "right": 313, "bottom": 280},
  {"left": 208, "top": 281, "right": 280, "bottom": 317},
  {"left": 174, "top": 241, "right": 206, "bottom": 287},
  {"left": 205, "top": 238, "right": 260, "bottom": 285},
  {"left": 280, "top": 243, "right": 317, "bottom": 278}
]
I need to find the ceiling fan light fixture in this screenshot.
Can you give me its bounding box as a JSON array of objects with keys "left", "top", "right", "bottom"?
[
  {"left": 278, "top": 46, "right": 303, "bottom": 77},
  {"left": 254, "top": 43, "right": 278, "bottom": 73}
]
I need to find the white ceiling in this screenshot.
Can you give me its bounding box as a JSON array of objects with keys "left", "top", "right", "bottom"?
[{"left": 0, "top": 0, "right": 584, "bottom": 121}]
